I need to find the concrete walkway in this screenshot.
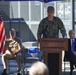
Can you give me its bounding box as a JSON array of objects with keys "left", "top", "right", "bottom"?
[{"left": 0, "top": 58, "right": 76, "bottom": 75}]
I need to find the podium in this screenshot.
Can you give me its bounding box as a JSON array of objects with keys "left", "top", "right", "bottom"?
[{"left": 40, "top": 38, "right": 68, "bottom": 75}]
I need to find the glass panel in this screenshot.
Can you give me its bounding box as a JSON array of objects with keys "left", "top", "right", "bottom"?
[
  {"left": 57, "top": 2, "right": 64, "bottom": 20},
  {"left": 31, "top": 1, "right": 41, "bottom": 21},
  {"left": 57, "top": 1, "right": 71, "bottom": 20},
  {"left": 20, "top": 2, "right": 29, "bottom": 21},
  {"left": 64, "top": 2, "right": 71, "bottom": 20},
  {"left": 31, "top": 24, "right": 38, "bottom": 40},
  {"left": 10, "top": 2, "right": 18, "bottom": 18},
  {"left": 75, "top": 25, "right": 76, "bottom": 37},
  {"left": 75, "top": 2, "right": 76, "bottom": 21}
]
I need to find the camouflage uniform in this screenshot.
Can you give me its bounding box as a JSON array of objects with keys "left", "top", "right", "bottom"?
[
  {"left": 2, "top": 37, "right": 22, "bottom": 72},
  {"left": 37, "top": 17, "right": 67, "bottom": 39}
]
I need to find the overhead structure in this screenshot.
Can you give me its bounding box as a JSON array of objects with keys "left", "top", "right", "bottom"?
[{"left": 1, "top": 0, "right": 62, "bottom": 2}]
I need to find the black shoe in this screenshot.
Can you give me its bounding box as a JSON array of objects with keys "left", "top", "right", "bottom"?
[
  {"left": 17, "top": 72, "right": 22, "bottom": 75},
  {"left": 71, "top": 66, "right": 74, "bottom": 70},
  {"left": 2, "top": 71, "right": 7, "bottom": 75},
  {"left": 75, "top": 64, "right": 76, "bottom": 68}
]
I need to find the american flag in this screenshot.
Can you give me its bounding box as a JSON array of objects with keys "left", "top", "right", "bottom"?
[{"left": 0, "top": 10, "right": 6, "bottom": 54}]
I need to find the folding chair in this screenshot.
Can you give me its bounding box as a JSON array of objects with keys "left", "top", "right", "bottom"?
[
  {"left": 23, "top": 47, "right": 43, "bottom": 75},
  {"left": 0, "top": 54, "right": 2, "bottom": 66},
  {"left": 7, "top": 55, "right": 21, "bottom": 74},
  {"left": 63, "top": 51, "right": 74, "bottom": 75},
  {"left": 6, "top": 47, "right": 24, "bottom": 75},
  {"left": 64, "top": 55, "right": 70, "bottom": 75}
]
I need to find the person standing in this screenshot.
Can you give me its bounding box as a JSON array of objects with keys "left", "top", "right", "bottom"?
[
  {"left": 37, "top": 6, "right": 67, "bottom": 40},
  {"left": 37, "top": 6, "right": 67, "bottom": 75}
]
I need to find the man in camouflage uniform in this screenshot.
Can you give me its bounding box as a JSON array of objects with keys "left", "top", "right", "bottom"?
[
  {"left": 37, "top": 6, "right": 67, "bottom": 39},
  {"left": 2, "top": 28, "right": 22, "bottom": 75},
  {"left": 37, "top": 6, "right": 67, "bottom": 75}
]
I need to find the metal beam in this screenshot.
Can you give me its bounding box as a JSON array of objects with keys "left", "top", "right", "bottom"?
[{"left": 71, "top": 0, "right": 75, "bottom": 30}]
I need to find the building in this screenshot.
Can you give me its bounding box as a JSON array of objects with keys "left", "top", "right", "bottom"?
[{"left": 0, "top": 0, "right": 75, "bottom": 42}]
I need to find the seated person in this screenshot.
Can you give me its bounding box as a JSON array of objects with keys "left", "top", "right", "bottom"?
[
  {"left": 66, "top": 30, "right": 76, "bottom": 71},
  {"left": 29, "top": 61, "right": 49, "bottom": 75},
  {"left": 2, "top": 28, "right": 22, "bottom": 75}
]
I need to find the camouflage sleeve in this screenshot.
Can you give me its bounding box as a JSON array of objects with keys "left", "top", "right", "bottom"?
[
  {"left": 15, "top": 37, "right": 22, "bottom": 49},
  {"left": 18, "top": 38, "right": 22, "bottom": 49},
  {"left": 58, "top": 17, "right": 67, "bottom": 37},
  {"left": 37, "top": 19, "right": 44, "bottom": 39}
]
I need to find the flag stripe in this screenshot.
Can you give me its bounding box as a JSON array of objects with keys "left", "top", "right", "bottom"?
[
  {"left": 0, "top": 21, "right": 5, "bottom": 47},
  {"left": 0, "top": 17, "right": 6, "bottom": 54},
  {"left": 0, "top": 34, "right": 6, "bottom": 53},
  {"left": 0, "top": 23, "right": 5, "bottom": 38}
]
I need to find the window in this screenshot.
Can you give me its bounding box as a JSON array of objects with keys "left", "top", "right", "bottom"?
[
  {"left": 10, "top": 2, "right": 18, "bottom": 18},
  {"left": 20, "top": 1, "right": 29, "bottom": 21},
  {"left": 57, "top": 2, "right": 64, "bottom": 20},
  {"left": 31, "top": 1, "right": 41, "bottom": 21}
]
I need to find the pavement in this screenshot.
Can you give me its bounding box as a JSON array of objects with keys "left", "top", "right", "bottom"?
[
  {"left": 0, "top": 58, "right": 76, "bottom": 75},
  {"left": 0, "top": 41, "right": 76, "bottom": 75}
]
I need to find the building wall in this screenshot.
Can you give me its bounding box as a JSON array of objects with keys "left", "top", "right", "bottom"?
[
  {"left": 0, "top": 2, "right": 10, "bottom": 20},
  {"left": 1, "top": 1, "right": 73, "bottom": 42}
]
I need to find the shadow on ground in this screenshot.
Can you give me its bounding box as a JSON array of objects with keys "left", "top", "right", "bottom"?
[{"left": 0, "top": 58, "right": 76, "bottom": 75}]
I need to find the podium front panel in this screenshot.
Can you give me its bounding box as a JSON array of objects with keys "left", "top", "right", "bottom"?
[
  {"left": 48, "top": 53, "right": 59, "bottom": 75},
  {"left": 44, "top": 51, "right": 62, "bottom": 75},
  {"left": 40, "top": 38, "right": 68, "bottom": 75},
  {"left": 40, "top": 38, "right": 68, "bottom": 51}
]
